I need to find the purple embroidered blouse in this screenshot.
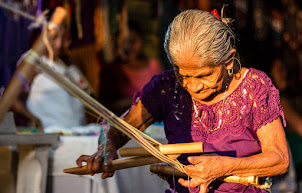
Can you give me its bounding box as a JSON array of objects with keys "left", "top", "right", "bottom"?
[{"left": 140, "top": 68, "right": 286, "bottom": 193}]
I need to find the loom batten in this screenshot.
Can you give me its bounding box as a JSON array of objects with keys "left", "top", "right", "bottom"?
[
  {"left": 63, "top": 166, "right": 89, "bottom": 175},
  {"left": 119, "top": 142, "right": 204, "bottom": 157},
  {"left": 63, "top": 156, "right": 163, "bottom": 175}
]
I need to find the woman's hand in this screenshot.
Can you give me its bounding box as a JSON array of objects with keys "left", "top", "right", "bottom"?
[
  {"left": 28, "top": 116, "right": 43, "bottom": 131},
  {"left": 76, "top": 143, "right": 119, "bottom": 178},
  {"left": 75, "top": 99, "right": 155, "bottom": 179},
  {"left": 178, "top": 155, "right": 225, "bottom": 193}
]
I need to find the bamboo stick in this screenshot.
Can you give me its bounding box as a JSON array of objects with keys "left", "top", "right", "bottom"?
[
  {"left": 119, "top": 142, "right": 203, "bottom": 157},
  {"left": 63, "top": 156, "right": 163, "bottom": 175},
  {"left": 150, "top": 165, "right": 264, "bottom": 186}
]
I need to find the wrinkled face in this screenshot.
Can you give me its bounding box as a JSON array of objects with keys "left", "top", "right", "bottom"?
[{"left": 174, "top": 63, "right": 226, "bottom": 101}]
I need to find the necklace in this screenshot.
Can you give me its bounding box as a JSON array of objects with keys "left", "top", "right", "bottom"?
[{"left": 192, "top": 86, "right": 228, "bottom": 131}]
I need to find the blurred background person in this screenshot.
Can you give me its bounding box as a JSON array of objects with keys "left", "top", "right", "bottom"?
[
  {"left": 99, "top": 21, "right": 162, "bottom": 116},
  {"left": 11, "top": 21, "right": 96, "bottom": 132}
]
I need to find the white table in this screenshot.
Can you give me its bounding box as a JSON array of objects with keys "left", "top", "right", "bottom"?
[
  {"left": 0, "top": 133, "right": 59, "bottom": 193},
  {"left": 48, "top": 126, "right": 169, "bottom": 193}
]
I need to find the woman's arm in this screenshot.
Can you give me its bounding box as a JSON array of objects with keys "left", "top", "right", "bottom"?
[
  {"left": 12, "top": 96, "right": 43, "bottom": 129},
  {"left": 223, "top": 118, "right": 289, "bottom": 177},
  {"left": 76, "top": 99, "right": 156, "bottom": 177},
  {"left": 107, "top": 100, "right": 156, "bottom": 149},
  {"left": 179, "top": 118, "right": 289, "bottom": 191}
]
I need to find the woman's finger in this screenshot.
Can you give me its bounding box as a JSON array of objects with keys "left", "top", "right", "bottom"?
[
  {"left": 85, "top": 156, "right": 95, "bottom": 175},
  {"left": 92, "top": 155, "right": 103, "bottom": 173},
  {"left": 178, "top": 178, "right": 210, "bottom": 193},
  {"left": 178, "top": 178, "right": 201, "bottom": 187},
  {"left": 101, "top": 171, "right": 115, "bottom": 179},
  {"left": 76, "top": 155, "right": 91, "bottom": 167},
  {"left": 198, "top": 183, "right": 209, "bottom": 193},
  {"left": 107, "top": 171, "right": 115, "bottom": 177},
  {"left": 188, "top": 156, "right": 206, "bottom": 164},
  {"left": 178, "top": 176, "right": 211, "bottom": 188}
]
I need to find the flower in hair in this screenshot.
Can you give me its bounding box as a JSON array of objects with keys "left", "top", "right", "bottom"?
[{"left": 211, "top": 9, "right": 221, "bottom": 21}]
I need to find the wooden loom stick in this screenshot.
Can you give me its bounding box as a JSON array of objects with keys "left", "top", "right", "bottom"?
[
  {"left": 119, "top": 142, "right": 204, "bottom": 157},
  {"left": 0, "top": 7, "right": 67, "bottom": 123},
  {"left": 63, "top": 156, "right": 163, "bottom": 175},
  {"left": 150, "top": 165, "right": 265, "bottom": 186}
]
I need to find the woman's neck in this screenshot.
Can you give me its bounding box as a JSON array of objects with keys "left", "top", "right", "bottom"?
[{"left": 195, "top": 67, "right": 248, "bottom": 105}]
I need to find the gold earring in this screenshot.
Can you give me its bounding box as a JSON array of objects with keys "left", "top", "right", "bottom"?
[
  {"left": 228, "top": 69, "right": 233, "bottom": 77},
  {"left": 234, "top": 57, "right": 242, "bottom": 72}
]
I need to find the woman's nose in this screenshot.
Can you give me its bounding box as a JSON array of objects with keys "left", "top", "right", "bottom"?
[{"left": 185, "top": 79, "right": 204, "bottom": 93}]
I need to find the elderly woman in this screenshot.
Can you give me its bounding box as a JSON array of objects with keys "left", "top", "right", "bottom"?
[{"left": 76, "top": 9, "right": 289, "bottom": 193}]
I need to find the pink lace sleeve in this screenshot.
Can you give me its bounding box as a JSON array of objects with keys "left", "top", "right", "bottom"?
[{"left": 251, "top": 70, "right": 286, "bottom": 132}]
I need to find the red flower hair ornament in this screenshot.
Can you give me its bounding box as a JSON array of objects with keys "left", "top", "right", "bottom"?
[{"left": 211, "top": 9, "right": 221, "bottom": 21}]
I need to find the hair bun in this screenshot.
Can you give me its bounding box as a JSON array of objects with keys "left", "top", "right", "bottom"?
[{"left": 220, "top": 5, "right": 234, "bottom": 27}]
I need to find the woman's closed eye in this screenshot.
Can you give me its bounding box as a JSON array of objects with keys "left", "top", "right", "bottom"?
[
  {"left": 195, "top": 74, "right": 208, "bottom": 79},
  {"left": 177, "top": 72, "right": 210, "bottom": 79}
]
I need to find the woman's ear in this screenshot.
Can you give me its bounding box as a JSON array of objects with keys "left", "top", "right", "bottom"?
[{"left": 226, "top": 48, "right": 236, "bottom": 70}]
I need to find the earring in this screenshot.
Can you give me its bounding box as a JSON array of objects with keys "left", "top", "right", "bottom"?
[
  {"left": 234, "top": 57, "right": 242, "bottom": 72},
  {"left": 228, "top": 69, "right": 233, "bottom": 77}
]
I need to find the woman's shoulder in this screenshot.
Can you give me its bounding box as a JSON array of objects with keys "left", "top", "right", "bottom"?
[
  {"left": 245, "top": 68, "right": 274, "bottom": 87},
  {"left": 148, "top": 69, "right": 176, "bottom": 84},
  {"left": 230, "top": 67, "right": 277, "bottom": 100},
  {"left": 246, "top": 68, "right": 271, "bottom": 80},
  {"left": 142, "top": 69, "right": 181, "bottom": 97},
  {"left": 243, "top": 67, "right": 280, "bottom": 99},
  {"left": 244, "top": 68, "right": 286, "bottom": 128},
  {"left": 140, "top": 69, "right": 182, "bottom": 121},
  {"left": 157, "top": 69, "right": 175, "bottom": 77}
]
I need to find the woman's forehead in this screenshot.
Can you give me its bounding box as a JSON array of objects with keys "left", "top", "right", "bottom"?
[
  {"left": 173, "top": 54, "right": 221, "bottom": 74},
  {"left": 176, "top": 65, "right": 216, "bottom": 75}
]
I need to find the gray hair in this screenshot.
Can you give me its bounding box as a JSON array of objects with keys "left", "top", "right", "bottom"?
[{"left": 164, "top": 9, "right": 238, "bottom": 70}]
